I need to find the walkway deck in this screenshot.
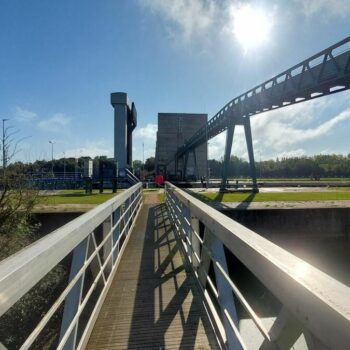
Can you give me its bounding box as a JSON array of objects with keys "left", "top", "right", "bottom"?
[{"left": 86, "top": 194, "right": 219, "bottom": 349}]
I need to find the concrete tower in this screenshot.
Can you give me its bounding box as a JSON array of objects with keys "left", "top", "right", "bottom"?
[{"left": 111, "top": 92, "right": 137, "bottom": 177}]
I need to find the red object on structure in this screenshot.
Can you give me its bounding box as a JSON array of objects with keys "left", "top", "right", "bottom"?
[{"left": 155, "top": 175, "right": 164, "bottom": 185}]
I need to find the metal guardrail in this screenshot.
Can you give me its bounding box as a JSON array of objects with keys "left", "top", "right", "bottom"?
[
  {"left": 0, "top": 183, "right": 143, "bottom": 349},
  {"left": 165, "top": 182, "right": 350, "bottom": 350},
  {"left": 125, "top": 168, "right": 140, "bottom": 185}
]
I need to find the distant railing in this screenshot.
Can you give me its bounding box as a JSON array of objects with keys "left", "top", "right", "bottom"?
[
  {"left": 0, "top": 183, "right": 142, "bottom": 349},
  {"left": 125, "top": 168, "right": 140, "bottom": 185},
  {"left": 165, "top": 182, "right": 350, "bottom": 350}
]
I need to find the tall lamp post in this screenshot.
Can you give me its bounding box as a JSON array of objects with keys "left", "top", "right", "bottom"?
[
  {"left": 2, "top": 118, "right": 9, "bottom": 177},
  {"left": 49, "top": 140, "right": 55, "bottom": 177}
]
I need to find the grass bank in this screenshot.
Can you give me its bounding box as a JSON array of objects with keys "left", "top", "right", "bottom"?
[
  {"left": 194, "top": 191, "right": 350, "bottom": 203},
  {"left": 38, "top": 190, "right": 120, "bottom": 205}
]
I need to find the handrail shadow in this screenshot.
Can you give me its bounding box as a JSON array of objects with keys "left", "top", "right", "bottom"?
[{"left": 127, "top": 203, "right": 217, "bottom": 349}]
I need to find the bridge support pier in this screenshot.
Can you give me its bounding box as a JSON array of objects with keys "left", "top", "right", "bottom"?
[
  {"left": 220, "top": 118, "right": 258, "bottom": 192},
  {"left": 244, "top": 117, "right": 258, "bottom": 192},
  {"left": 220, "top": 124, "right": 235, "bottom": 191},
  {"left": 182, "top": 153, "right": 189, "bottom": 181},
  {"left": 193, "top": 149, "right": 199, "bottom": 180}
]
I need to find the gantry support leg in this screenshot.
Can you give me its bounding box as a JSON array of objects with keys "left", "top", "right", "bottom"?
[
  {"left": 175, "top": 157, "right": 179, "bottom": 179},
  {"left": 220, "top": 124, "right": 235, "bottom": 192},
  {"left": 193, "top": 149, "right": 199, "bottom": 181},
  {"left": 182, "top": 152, "right": 189, "bottom": 181},
  {"left": 244, "top": 117, "right": 258, "bottom": 192}
]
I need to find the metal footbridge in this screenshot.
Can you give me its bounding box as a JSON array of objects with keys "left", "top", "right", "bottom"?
[
  {"left": 171, "top": 36, "right": 350, "bottom": 190},
  {"left": 0, "top": 184, "right": 349, "bottom": 349}
]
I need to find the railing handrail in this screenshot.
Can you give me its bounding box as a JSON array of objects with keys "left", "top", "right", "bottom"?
[
  {"left": 165, "top": 181, "right": 350, "bottom": 349},
  {"left": 125, "top": 168, "right": 140, "bottom": 183},
  {"left": 0, "top": 182, "right": 142, "bottom": 318}
]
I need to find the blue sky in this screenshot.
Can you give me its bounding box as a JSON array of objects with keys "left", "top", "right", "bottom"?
[{"left": 0, "top": 0, "right": 349, "bottom": 163}]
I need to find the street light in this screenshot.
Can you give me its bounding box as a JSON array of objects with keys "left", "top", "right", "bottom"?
[
  {"left": 49, "top": 140, "right": 55, "bottom": 177},
  {"left": 2, "top": 118, "right": 9, "bottom": 176}
]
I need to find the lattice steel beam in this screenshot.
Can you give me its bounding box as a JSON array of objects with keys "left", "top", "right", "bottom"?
[{"left": 174, "top": 36, "right": 350, "bottom": 160}]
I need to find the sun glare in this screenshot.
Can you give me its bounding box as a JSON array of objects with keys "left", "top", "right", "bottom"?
[{"left": 232, "top": 5, "right": 272, "bottom": 52}]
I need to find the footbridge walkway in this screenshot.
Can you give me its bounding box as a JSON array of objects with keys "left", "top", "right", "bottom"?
[{"left": 0, "top": 183, "right": 349, "bottom": 349}]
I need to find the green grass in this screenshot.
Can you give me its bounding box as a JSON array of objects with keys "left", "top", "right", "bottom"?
[
  {"left": 158, "top": 193, "right": 165, "bottom": 203},
  {"left": 226, "top": 178, "right": 350, "bottom": 182},
  {"left": 194, "top": 191, "right": 350, "bottom": 203},
  {"left": 39, "top": 190, "right": 119, "bottom": 205}
]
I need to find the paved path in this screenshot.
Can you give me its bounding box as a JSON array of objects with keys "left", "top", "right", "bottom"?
[{"left": 86, "top": 195, "right": 219, "bottom": 349}]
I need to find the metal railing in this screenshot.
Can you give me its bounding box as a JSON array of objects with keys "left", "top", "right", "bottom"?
[
  {"left": 165, "top": 182, "right": 350, "bottom": 350},
  {"left": 0, "top": 182, "right": 143, "bottom": 349},
  {"left": 125, "top": 168, "right": 140, "bottom": 185}
]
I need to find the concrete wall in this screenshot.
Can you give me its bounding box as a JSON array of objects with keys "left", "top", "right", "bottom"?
[
  {"left": 223, "top": 207, "right": 350, "bottom": 286},
  {"left": 156, "top": 113, "right": 207, "bottom": 179}
]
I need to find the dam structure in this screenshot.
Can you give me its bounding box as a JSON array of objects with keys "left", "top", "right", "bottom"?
[{"left": 155, "top": 112, "right": 208, "bottom": 180}]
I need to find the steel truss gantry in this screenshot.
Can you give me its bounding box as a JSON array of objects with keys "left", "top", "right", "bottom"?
[{"left": 172, "top": 36, "right": 350, "bottom": 190}]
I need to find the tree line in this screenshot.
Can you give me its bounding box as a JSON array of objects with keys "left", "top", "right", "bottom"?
[
  {"left": 208, "top": 154, "right": 350, "bottom": 178},
  {"left": 3, "top": 154, "right": 350, "bottom": 179}
]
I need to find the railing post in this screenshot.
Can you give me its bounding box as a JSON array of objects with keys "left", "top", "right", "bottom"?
[
  {"left": 124, "top": 197, "right": 130, "bottom": 232},
  {"left": 190, "top": 215, "right": 201, "bottom": 268},
  {"left": 260, "top": 306, "right": 303, "bottom": 350},
  {"left": 112, "top": 207, "right": 121, "bottom": 264},
  {"left": 304, "top": 330, "right": 329, "bottom": 350},
  {"left": 103, "top": 215, "right": 113, "bottom": 275},
  {"left": 207, "top": 232, "right": 241, "bottom": 350},
  {"left": 198, "top": 227, "right": 211, "bottom": 288},
  {"left": 59, "top": 236, "right": 89, "bottom": 349}
]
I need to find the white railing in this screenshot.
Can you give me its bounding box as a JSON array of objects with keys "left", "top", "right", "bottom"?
[
  {"left": 165, "top": 182, "right": 350, "bottom": 350},
  {"left": 0, "top": 183, "right": 143, "bottom": 349},
  {"left": 125, "top": 168, "right": 140, "bottom": 185}
]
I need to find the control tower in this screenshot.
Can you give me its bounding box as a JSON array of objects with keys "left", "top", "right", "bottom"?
[{"left": 111, "top": 92, "right": 137, "bottom": 177}]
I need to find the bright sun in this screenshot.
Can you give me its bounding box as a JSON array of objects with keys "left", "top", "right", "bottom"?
[{"left": 232, "top": 4, "right": 272, "bottom": 52}]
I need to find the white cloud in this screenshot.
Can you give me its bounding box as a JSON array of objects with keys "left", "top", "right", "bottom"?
[
  {"left": 37, "top": 113, "right": 71, "bottom": 131},
  {"left": 14, "top": 106, "right": 37, "bottom": 121},
  {"left": 64, "top": 141, "right": 113, "bottom": 159},
  {"left": 293, "top": 0, "right": 350, "bottom": 17},
  {"left": 134, "top": 123, "right": 158, "bottom": 141},
  {"left": 208, "top": 132, "right": 226, "bottom": 160},
  {"left": 276, "top": 148, "right": 306, "bottom": 159},
  {"left": 133, "top": 124, "right": 157, "bottom": 161},
  {"left": 206, "top": 95, "right": 350, "bottom": 160},
  {"left": 252, "top": 106, "right": 350, "bottom": 149},
  {"left": 138, "top": 0, "right": 218, "bottom": 43}
]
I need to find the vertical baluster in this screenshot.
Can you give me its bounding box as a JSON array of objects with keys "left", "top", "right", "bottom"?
[
  {"left": 59, "top": 236, "right": 90, "bottom": 349},
  {"left": 102, "top": 215, "right": 113, "bottom": 276},
  {"left": 260, "top": 306, "right": 303, "bottom": 350},
  {"left": 190, "top": 215, "right": 201, "bottom": 268},
  {"left": 209, "top": 235, "right": 241, "bottom": 350},
  {"left": 112, "top": 207, "right": 121, "bottom": 264}
]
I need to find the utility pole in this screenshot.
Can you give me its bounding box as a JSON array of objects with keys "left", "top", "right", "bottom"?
[
  {"left": 49, "top": 140, "right": 55, "bottom": 177},
  {"left": 2, "top": 118, "right": 9, "bottom": 178}
]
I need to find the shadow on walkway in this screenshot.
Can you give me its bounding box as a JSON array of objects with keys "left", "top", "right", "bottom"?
[{"left": 127, "top": 203, "right": 218, "bottom": 349}]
